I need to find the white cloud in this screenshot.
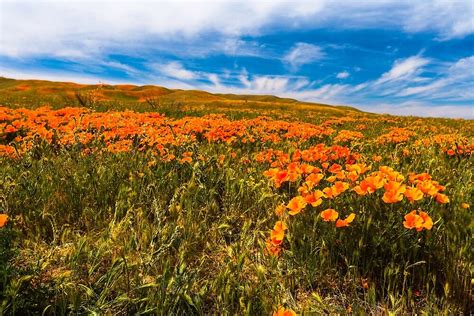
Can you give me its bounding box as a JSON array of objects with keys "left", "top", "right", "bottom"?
[
  {"left": 397, "top": 55, "right": 474, "bottom": 101},
  {"left": 403, "top": 0, "right": 474, "bottom": 39},
  {"left": 208, "top": 73, "right": 221, "bottom": 87},
  {"left": 153, "top": 61, "right": 198, "bottom": 80},
  {"left": 376, "top": 55, "right": 430, "bottom": 84},
  {"left": 284, "top": 43, "right": 325, "bottom": 69},
  {"left": 336, "top": 71, "right": 350, "bottom": 79},
  {"left": 358, "top": 102, "right": 474, "bottom": 119}
]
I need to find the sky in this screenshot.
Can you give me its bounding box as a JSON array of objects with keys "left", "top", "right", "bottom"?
[{"left": 1, "top": 0, "right": 473, "bottom": 118}]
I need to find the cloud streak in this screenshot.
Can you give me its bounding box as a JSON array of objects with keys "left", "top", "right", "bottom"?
[{"left": 283, "top": 43, "right": 325, "bottom": 70}]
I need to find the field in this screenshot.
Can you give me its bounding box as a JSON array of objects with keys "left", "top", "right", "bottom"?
[{"left": 0, "top": 78, "right": 472, "bottom": 314}]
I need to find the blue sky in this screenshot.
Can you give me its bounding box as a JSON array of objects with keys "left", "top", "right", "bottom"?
[{"left": 1, "top": 0, "right": 473, "bottom": 118}]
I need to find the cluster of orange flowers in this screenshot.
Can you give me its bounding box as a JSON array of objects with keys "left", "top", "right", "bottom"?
[
  {"left": 262, "top": 146, "right": 447, "bottom": 256},
  {"left": 0, "top": 107, "right": 337, "bottom": 158},
  {"left": 414, "top": 134, "right": 473, "bottom": 157},
  {"left": 1, "top": 106, "right": 461, "bottom": 262},
  {"left": 377, "top": 127, "right": 416, "bottom": 144},
  {"left": 333, "top": 129, "right": 364, "bottom": 143}
]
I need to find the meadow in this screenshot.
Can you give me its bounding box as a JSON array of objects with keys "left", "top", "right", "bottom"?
[{"left": 0, "top": 78, "right": 472, "bottom": 315}]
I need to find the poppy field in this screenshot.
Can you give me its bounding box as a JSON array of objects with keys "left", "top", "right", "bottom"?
[{"left": 0, "top": 79, "right": 473, "bottom": 314}]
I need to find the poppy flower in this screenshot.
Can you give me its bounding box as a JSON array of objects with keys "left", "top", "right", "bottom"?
[
  {"left": 287, "top": 196, "right": 307, "bottom": 215},
  {"left": 263, "top": 168, "right": 279, "bottom": 178},
  {"left": 416, "top": 181, "right": 439, "bottom": 196},
  {"left": 321, "top": 209, "right": 339, "bottom": 222},
  {"left": 275, "top": 170, "right": 289, "bottom": 187},
  {"left": 287, "top": 162, "right": 301, "bottom": 173},
  {"left": 333, "top": 181, "right": 349, "bottom": 193},
  {"left": 270, "top": 221, "right": 288, "bottom": 245},
  {"left": 382, "top": 181, "right": 406, "bottom": 203},
  {"left": 273, "top": 306, "right": 296, "bottom": 316},
  {"left": 179, "top": 156, "right": 193, "bottom": 164},
  {"left": 346, "top": 171, "right": 359, "bottom": 182},
  {"left": 461, "top": 203, "right": 470, "bottom": 209},
  {"left": 403, "top": 210, "right": 433, "bottom": 231},
  {"left": 336, "top": 213, "right": 356, "bottom": 227},
  {"left": 305, "top": 173, "right": 324, "bottom": 187},
  {"left": 329, "top": 163, "right": 342, "bottom": 173},
  {"left": 326, "top": 175, "right": 337, "bottom": 183},
  {"left": 265, "top": 239, "right": 282, "bottom": 256},
  {"left": 0, "top": 214, "right": 8, "bottom": 228},
  {"left": 404, "top": 186, "right": 423, "bottom": 202},
  {"left": 303, "top": 190, "right": 324, "bottom": 207},
  {"left": 354, "top": 175, "right": 385, "bottom": 195},
  {"left": 418, "top": 211, "right": 433, "bottom": 230},
  {"left": 300, "top": 164, "right": 315, "bottom": 174},
  {"left": 435, "top": 193, "right": 449, "bottom": 204},
  {"left": 373, "top": 155, "right": 382, "bottom": 162}
]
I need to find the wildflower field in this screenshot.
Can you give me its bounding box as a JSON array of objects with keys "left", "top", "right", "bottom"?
[{"left": 0, "top": 78, "right": 473, "bottom": 314}]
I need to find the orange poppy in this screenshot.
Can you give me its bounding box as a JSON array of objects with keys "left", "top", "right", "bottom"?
[
  {"left": 266, "top": 239, "right": 282, "bottom": 256},
  {"left": 263, "top": 168, "right": 279, "bottom": 178},
  {"left": 304, "top": 190, "right": 324, "bottom": 207},
  {"left": 382, "top": 181, "right": 406, "bottom": 203},
  {"left": 273, "top": 306, "right": 296, "bottom": 316},
  {"left": 418, "top": 211, "right": 433, "bottom": 230},
  {"left": 321, "top": 209, "right": 339, "bottom": 222},
  {"left": 179, "top": 156, "right": 193, "bottom": 164},
  {"left": 305, "top": 173, "right": 324, "bottom": 187},
  {"left": 354, "top": 175, "right": 385, "bottom": 195},
  {"left": 372, "top": 155, "right": 382, "bottom": 162},
  {"left": 404, "top": 186, "right": 423, "bottom": 202},
  {"left": 326, "top": 175, "right": 337, "bottom": 183},
  {"left": 0, "top": 214, "right": 8, "bottom": 228},
  {"left": 275, "top": 170, "right": 289, "bottom": 187},
  {"left": 403, "top": 210, "right": 433, "bottom": 231},
  {"left": 416, "top": 180, "right": 439, "bottom": 196},
  {"left": 333, "top": 181, "right": 349, "bottom": 193},
  {"left": 270, "top": 221, "right": 288, "bottom": 245},
  {"left": 435, "top": 193, "right": 449, "bottom": 204},
  {"left": 329, "top": 163, "right": 342, "bottom": 173},
  {"left": 336, "top": 213, "right": 356, "bottom": 228},
  {"left": 346, "top": 171, "right": 359, "bottom": 182},
  {"left": 287, "top": 196, "right": 307, "bottom": 215}
]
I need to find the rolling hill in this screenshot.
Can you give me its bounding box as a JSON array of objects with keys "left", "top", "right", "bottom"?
[{"left": 0, "top": 77, "right": 360, "bottom": 115}]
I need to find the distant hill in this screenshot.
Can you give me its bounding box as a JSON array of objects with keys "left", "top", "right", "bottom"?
[{"left": 0, "top": 77, "right": 361, "bottom": 115}]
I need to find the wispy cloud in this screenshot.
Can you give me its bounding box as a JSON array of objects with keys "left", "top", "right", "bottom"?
[
  {"left": 336, "top": 71, "right": 350, "bottom": 79},
  {"left": 375, "top": 55, "right": 430, "bottom": 84},
  {"left": 153, "top": 61, "right": 198, "bottom": 80},
  {"left": 358, "top": 102, "right": 473, "bottom": 119},
  {"left": 397, "top": 56, "right": 474, "bottom": 101},
  {"left": 283, "top": 43, "right": 325, "bottom": 70}
]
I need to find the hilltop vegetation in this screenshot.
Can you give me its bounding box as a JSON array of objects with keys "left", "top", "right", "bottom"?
[
  {"left": 0, "top": 77, "right": 357, "bottom": 116},
  {"left": 0, "top": 78, "right": 472, "bottom": 314}
]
